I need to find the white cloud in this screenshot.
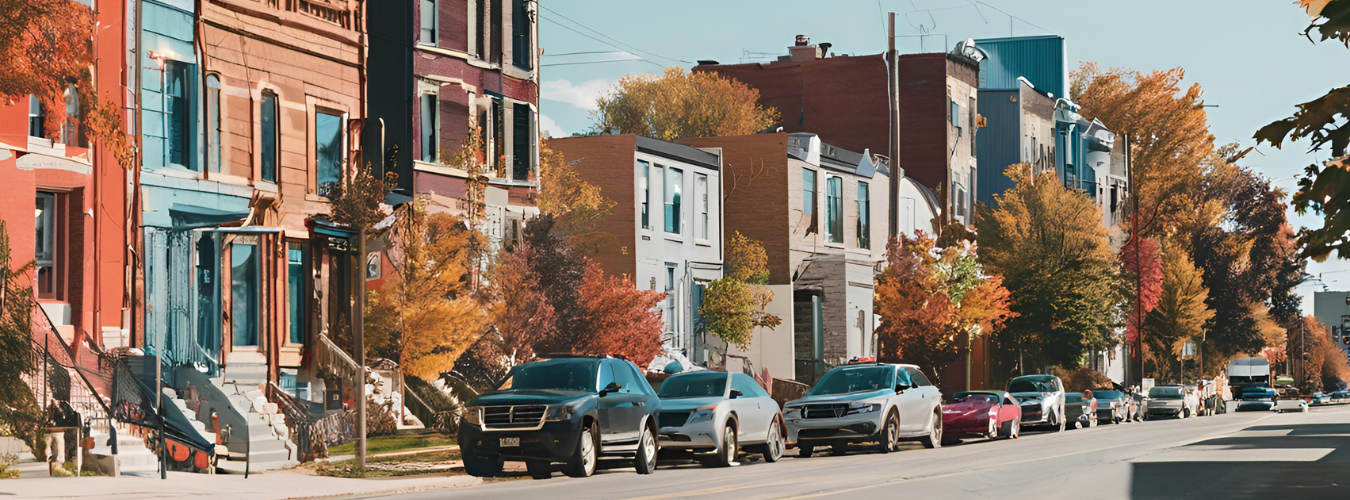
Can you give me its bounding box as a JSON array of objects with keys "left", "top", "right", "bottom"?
[
  {"left": 541, "top": 78, "right": 613, "bottom": 112},
  {"left": 539, "top": 114, "right": 567, "bottom": 139}
]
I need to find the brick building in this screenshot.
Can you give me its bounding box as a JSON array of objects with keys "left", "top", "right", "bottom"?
[
  {"left": 367, "top": 0, "right": 540, "bottom": 251},
  {"left": 550, "top": 135, "right": 724, "bottom": 364},
  {"left": 897, "top": 52, "right": 980, "bottom": 227}
]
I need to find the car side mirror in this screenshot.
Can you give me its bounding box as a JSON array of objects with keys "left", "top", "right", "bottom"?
[
  {"left": 895, "top": 384, "right": 910, "bottom": 393},
  {"left": 730, "top": 389, "right": 744, "bottom": 399},
  {"left": 600, "top": 382, "right": 621, "bottom": 397}
]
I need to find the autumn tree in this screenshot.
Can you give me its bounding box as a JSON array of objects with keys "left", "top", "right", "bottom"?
[
  {"left": 0, "top": 221, "right": 45, "bottom": 459},
  {"left": 1255, "top": 0, "right": 1350, "bottom": 261},
  {"left": 592, "top": 67, "right": 781, "bottom": 141},
  {"left": 1120, "top": 232, "right": 1163, "bottom": 347},
  {"left": 538, "top": 139, "right": 615, "bottom": 247},
  {"left": 365, "top": 201, "right": 488, "bottom": 379},
  {"left": 700, "top": 231, "right": 781, "bottom": 350},
  {"left": 976, "top": 164, "right": 1124, "bottom": 372},
  {"left": 1142, "top": 244, "right": 1214, "bottom": 380},
  {"left": 573, "top": 261, "right": 666, "bottom": 367},
  {"left": 875, "top": 232, "right": 1013, "bottom": 383},
  {"left": 0, "top": 0, "right": 132, "bottom": 168}
]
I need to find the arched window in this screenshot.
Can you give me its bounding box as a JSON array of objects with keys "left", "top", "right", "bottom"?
[
  {"left": 63, "top": 85, "right": 83, "bottom": 146},
  {"left": 206, "top": 75, "right": 221, "bottom": 172}
]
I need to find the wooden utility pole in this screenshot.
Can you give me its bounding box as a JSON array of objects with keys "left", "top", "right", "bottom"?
[
  {"left": 887, "top": 12, "right": 900, "bottom": 238},
  {"left": 355, "top": 228, "right": 367, "bottom": 473}
]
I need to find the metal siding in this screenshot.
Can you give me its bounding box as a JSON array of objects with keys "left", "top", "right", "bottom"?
[
  {"left": 975, "top": 90, "right": 1021, "bottom": 209},
  {"left": 974, "top": 36, "right": 1067, "bottom": 98}
]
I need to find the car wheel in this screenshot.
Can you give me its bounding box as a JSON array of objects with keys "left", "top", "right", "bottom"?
[
  {"left": 526, "top": 460, "right": 552, "bottom": 480},
  {"left": 762, "top": 418, "right": 785, "bottom": 463},
  {"left": 1010, "top": 417, "right": 1021, "bottom": 439},
  {"left": 634, "top": 424, "right": 658, "bottom": 475},
  {"left": 563, "top": 423, "right": 599, "bottom": 478},
  {"left": 920, "top": 411, "right": 942, "bottom": 449},
  {"left": 1183, "top": 407, "right": 1191, "bottom": 419},
  {"left": 463, "top": 453, "right": 504, "bottom": 478},
  {"left": 880, "top": 411, "right": 900, "bottom": 453},
  {"left": 708, "top": 420, "right": 738, "bottom": 468},
  {"left": 798, "top": 445, "right": 814, "bottom": 458},
  {"left": 830, "top": 445, "right": 849, "bottom": 456}
]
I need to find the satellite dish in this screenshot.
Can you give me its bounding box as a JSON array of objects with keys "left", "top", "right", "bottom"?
[{"left": 953, "top": 38, "right": 988, "bottom": 63}]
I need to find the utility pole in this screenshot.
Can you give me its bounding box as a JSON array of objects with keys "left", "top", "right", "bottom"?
[
  {"left": 355, "top": 228, "right": 367, "bottom": 473},
  {"left": 887, "top": 12, "right": 900, "bottom": 238},
  {"left": 1128, "top": 134, "right": 1142, "bottom": 388}
]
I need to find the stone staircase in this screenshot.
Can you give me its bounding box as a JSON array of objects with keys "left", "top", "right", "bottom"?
[
  {"left": 87, "top": 423, "right": 160, "bottom": 476},
  {"left": 369, "top": 370, "right": 424, "bottom": 430},
  {"left": 210, "top": 353, "right": 298, "bottom": 473}
]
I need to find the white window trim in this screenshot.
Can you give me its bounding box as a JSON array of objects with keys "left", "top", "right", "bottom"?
[{"left": 421, "top": 0, "right": 438, "bottom": 46}]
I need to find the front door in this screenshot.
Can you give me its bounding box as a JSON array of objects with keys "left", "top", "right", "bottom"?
[{"left": 230, "top": 236, "right": 261, "bottom": 348}]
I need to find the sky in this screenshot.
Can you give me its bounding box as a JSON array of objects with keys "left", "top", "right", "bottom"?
[{"left": 537, "top": 0, "right": 1349, "bottom": 314}]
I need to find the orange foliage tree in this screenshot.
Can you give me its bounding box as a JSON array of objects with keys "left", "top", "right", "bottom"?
[
  {"left": 875, "top": 232, "right": 1013, "bottom": 383},
  {"left": 573, "top": 261, "right": 666, "bottom": 367},
  {"left": 592, "top": 67, "right": 781, "bottom": 141},
  {"left": 1120, "top": 231, "right": 1163, "bottom": 345}
]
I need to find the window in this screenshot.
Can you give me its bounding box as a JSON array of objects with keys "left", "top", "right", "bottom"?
[
  {"left": 421, "top": 93, "right": 438, "bottom": 162},
  {"left": 638, "top": 161, "right": 650, "bottom": 229},
  {"left": 63, "top": 85, "right": 83, "bottom": 146},
  {"left": 231, "top": 237, "right": 260, "bottom": 347},
  {"left": 287, "top": 242, "right": 307, "bottom": 345},
  {"left": 165, "top": 60, "right": 191, "bottom": 169},
  {"left": 260, "top": 91, "right": 278, "bottom": 182},
  {"left": 598, "top": 360, "right": 616, "bottom": 391},
  {"left": 468, "top": 0, "right": 482, "bottom": 58},
  {"left": 954, "top": 184, "right": 967, "bottom": 219},
  {"left": 34, "top": 193, "right": 57, "bottom": 299},
  {"left": 205, "top": 76, "right": 221, "bottom": 173},
  {"left": 28, "top": 95, "right": 44, "bottom": 138},
  {"left": 481, "top": 98, "right": 505, "bottom": 176},
  {"left": 489, "top": 0, "right": 502, "bottom": 64},
  {"left": 696, "top": 174, "right": 709, "bottom": 240},
  {"left": 950, "top": 99, "right": 962, "bottom": 132},
  {"left": 825, "top": 176, "right": 843, "bottom": 243},
  {"left": 666, "top": 264, "right": 678, "bottom": 332},
  {"left": 665, "top": 167, "right": 683, "bottom": 234},
  {"left": 613, "top": 360, "right": 642, "bottom": 395},
  {"left": 803, "top": 169, "right": 817, "bottom": 232},
  {"left": 732, "top": 373, "right": 769, "bottom": 399},
  {"left": 420, "top": 0, "right": 437, "bottom": 45},
  {"left": 856, "top": 181, "right": 870, "bottom": 249},
  {"left": 511, "top": 102, "right": 532, "bottom": 181},
  {"left": 511, "top": 0, "right": 532, "bottom": 70},
  {"left": 315, "top": 110, "right": 343, "bottom": 196}
]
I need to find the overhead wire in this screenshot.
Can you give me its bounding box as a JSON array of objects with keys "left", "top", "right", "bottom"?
[{"left": 538, "top": 5, "right": 692, "bottom": 65}]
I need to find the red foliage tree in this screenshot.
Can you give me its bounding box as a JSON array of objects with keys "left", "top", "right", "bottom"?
[
  {"left": 875, "top": 233, "right": 955, "bottom": 374},
  {"left": 573, "top": 261, "right": 666, "bottom": 368},
  {"left": 1120, "top": 227, "right": 1164, "bottom": 343}
]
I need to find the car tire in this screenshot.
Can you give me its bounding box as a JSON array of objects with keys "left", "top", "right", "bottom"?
[
  {"left": 526, "top": 460, "right": 552, "bottom": 480},
  {"left": 762, "top": 418, "right": 785, "bottom": 463},
  {"left": 1009, "top": 417, "right": 1020, "bottom": 439},
  {"left": 563, "top": 423, "right": 599, "bottom": 478},
  {"left": 708, "top": 419, "right": 738, "bottom": 468},
  {"left": 880, "top": 411, "right": 900, "bottom": 453},
  {"left": 920, "top": 411, "right": 942, "bottom": 449},
  {"left": 634, "top": 423, "right": 658, "bottom": 475},
  {"left": 798, "top": 445, "right": 814, "bottom": 458},
  {"left": 829, "top": 445, "right": 849, "bottom": 456},
  {"left": 463, "top": 453, "right": 504, "bottom": 478}
]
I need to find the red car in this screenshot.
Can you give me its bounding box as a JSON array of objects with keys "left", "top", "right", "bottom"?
[{"left": 941, "top": 391, "right": 1022, "bottom": 444}]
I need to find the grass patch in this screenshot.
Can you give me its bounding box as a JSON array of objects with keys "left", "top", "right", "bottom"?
[
  {"left": 315, "top": 448, "right": 463, "bottom": 478},
  {"left": 328, "top": 431, "right": 455, "bottom": 456}
]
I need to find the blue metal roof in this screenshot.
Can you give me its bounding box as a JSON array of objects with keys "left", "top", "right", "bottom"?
[
  {"left": 973, "top": 35, "right": 1067, "bottom": 98},
  {"left": 975, "top": 89, "right": 1022, "bottom": 210}
]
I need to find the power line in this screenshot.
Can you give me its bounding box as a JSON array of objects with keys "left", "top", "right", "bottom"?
[
  {"left": 540, "top": 17, "right": 667, "bottom": 68},
  {"left": 538, "top": 5, "right": 692, "bottom": 64},
  {"left": 541, "top": 58, "right": 663, "bottom": 68},
  {"left": 544, "top": 50, "right": 632, "bottom": 58}
]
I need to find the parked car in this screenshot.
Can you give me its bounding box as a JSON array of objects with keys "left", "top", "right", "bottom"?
[
  {"left": 1144, "top": 385, "right": 1197, "bottom": 419},
  {"left": 940, "top": 391, "right": 1021, "bottom": 443},
  {"left": 1310, "top": 392, "right": 1330, "bottom": 406},
  {"left": 783, "top": 362, "right": 943, "bottom": 457},
  {"left": 459, "top": 355, "right": 661, "bottom": 479},
  {"left": 655, "top": 370, "right": 785, "bottom": 466},
  {"left": 1332, "top": 390, "right": 1350, "bottom": 403},
  {"left": 1064, "top": 392, "right": 1097, "bottom": 429},
  {"left": 1008, "top": 374, "right": 1067, "bottom": 432},
  {"left": 1091, "top": 390, "right": 1129, "bottom": 424},
  {"left": 1130, "top": 392, "right": 1148, "bottom": 421},
  {"left": 1272, "top": 387, "right": 1309, "bottom": 413}
]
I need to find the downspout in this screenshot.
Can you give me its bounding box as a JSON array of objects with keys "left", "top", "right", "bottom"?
[{"left": 130, "top": 0, "right": 143, "bottom": 349}]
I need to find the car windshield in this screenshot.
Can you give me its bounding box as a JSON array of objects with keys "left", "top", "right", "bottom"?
[
  {"left": 659, "top": 372, "right": 728, "bottom": 398},
  {"left": 1149, "top": 387, "right": 1183, "bottom": 399},
  {"left": 1093, "top": 390, "right": 1123, "bottom": 400},
  {"left": 809, "top": 367, "right": 892, "bottom": 396},
  {"left": 1009, "top": 379, "right": 1054, "bottom": 393},
  {"left": 953, "top": 393, "right": 999, "bottom": 404},
  {"left": 497, "top": 359, "right": 599, "bottom": 392}
]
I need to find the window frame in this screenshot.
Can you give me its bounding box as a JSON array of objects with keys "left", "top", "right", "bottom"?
[
  {"left": 696, "top": 173, "right": 709, "bottom": 241},
  {"left": 803, "top": 168, "right": 818, "bottom": 232},
  {"left": 286, "top": 241, "right": 309, "bottom": 346},
  {"left": 420, "top": 0, "right": 438, "bottom": 46},
  {"left": 34, "top": 192, "right": 60, "bottom": 300},
  {"left": 28, "top": 95, "right": 45, "bottom": 139},
  {"left": 259, "top": 90, "right": 279, "bottom": 183},
  {"left": 230, "top": 236, "right": 262, "bottom": 348},
  {"left": 856, "top": 180, "right": 870, "bottom": 249},
  {"left": 314, "top": 108, "right": 345, "bottom": 197},
  {"left": 825, "top": 175, "right": 843, "bottom": 244},
  {"left": 637, "top": 160, "right": 650, "bottom": 229},
  {"left": 164, "top": 60, "right": 193, "bottom": 170},
  {"left": 664, "top": 166, "right": 683, "bottom": 234},
  {"left": 205, "top": 74, "right": 222, "bottom": 173},
  {"left": 511, "top": 0, "right": 533, "bottom": 70},
  {"left": 510, "top": 101, "right": 534, "bottom": 181},
  {"left": 421, "top": 92, "right": 439, "bottom": 163}
]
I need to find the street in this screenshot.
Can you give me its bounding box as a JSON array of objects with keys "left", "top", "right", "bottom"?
[{"left": 369, "top": 405, "right": 1350, "bottom": 500}]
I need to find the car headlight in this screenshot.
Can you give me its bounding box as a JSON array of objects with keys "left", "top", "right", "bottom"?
[
  {"left": 847, "top": 400, "right": 883, "bottom": 415},
  {"left": 689, "top": 404, "right": 717, "bottom": 424},
  {"left": 463, "top": 407, "right": 483, "bottom": 426},
  {"left": 783, "top": 405, "right": 803, "bottom": 418},
  {"left": 544, "top": 402, "right": 582, "bottom": 422}
]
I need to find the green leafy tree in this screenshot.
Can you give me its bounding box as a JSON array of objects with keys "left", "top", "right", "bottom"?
[
  {"left": 700, "top": 231, "right": 780, "bottom": 350},
  {"left": 976, "top": 164, "right": 1125, "bottom": 372},
  {"left": 1254, "top": 0, "right": 1350, "bottom": 261}
]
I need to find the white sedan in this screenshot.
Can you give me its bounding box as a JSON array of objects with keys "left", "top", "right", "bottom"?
[{"left": 655, "top": 371, "right": 785, "bottom": 467}]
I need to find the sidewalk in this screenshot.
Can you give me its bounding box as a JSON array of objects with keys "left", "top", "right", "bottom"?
[{"left": 0, "top": 469, "right": 480, "bottom": 500}]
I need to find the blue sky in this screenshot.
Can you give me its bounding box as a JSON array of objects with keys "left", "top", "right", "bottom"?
[{"left": 537, "top": 0, "right": 1349, "bottom": 312}]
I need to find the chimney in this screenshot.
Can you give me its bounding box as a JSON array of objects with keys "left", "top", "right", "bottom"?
[{"left": 788, "top": 34, "right": 822, "bottom": 63}]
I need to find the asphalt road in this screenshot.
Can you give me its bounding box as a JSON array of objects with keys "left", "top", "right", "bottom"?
[{"left": 356, "top": 404, "right": 1350, "bottom": 500}]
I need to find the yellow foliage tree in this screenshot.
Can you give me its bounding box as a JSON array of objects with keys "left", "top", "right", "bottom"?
[
  {"left": 593, "top": 67, "right": 781, "bottom": 141},
  {"left": 1142, "top": 244, "right": 1215, "bottom": 379},
  {"left": 700, "top": 231, "right": 780, "bottom": 350},
  {"left": 538, "top": 138, "right": 615, "bottom": 245}
]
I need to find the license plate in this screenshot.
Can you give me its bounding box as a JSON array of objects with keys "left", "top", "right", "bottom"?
[{"left": 499, "top": 437, "right": 520, "bottom": 447}]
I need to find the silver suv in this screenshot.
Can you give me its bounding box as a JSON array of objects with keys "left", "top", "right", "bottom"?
[{"left": 783, "top": 362, "right": 943, "bottom": 456}]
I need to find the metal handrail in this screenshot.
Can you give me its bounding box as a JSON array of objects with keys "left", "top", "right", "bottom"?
[{"left": 316, "top": 332, "right": 362, "bottom": 387}]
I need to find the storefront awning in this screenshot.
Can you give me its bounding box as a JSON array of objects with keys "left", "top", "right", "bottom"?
[{"left": 168, "top": 203, "right": 249, "bottom": 229}]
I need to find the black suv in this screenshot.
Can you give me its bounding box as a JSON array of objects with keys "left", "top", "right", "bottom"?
[{"left": 459, "top": 356, "right": 662, "bottom": 479}]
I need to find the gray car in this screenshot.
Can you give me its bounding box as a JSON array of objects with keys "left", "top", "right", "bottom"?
[
  {"left": 1091, "top": 390, "right": 1128, "bottom": 424},
  {"left": 1008, "top": 375, "right": 1067, "bottom": 432},
  {"left": 656, "top": 371, "right": 785, "bottom": 467}
]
